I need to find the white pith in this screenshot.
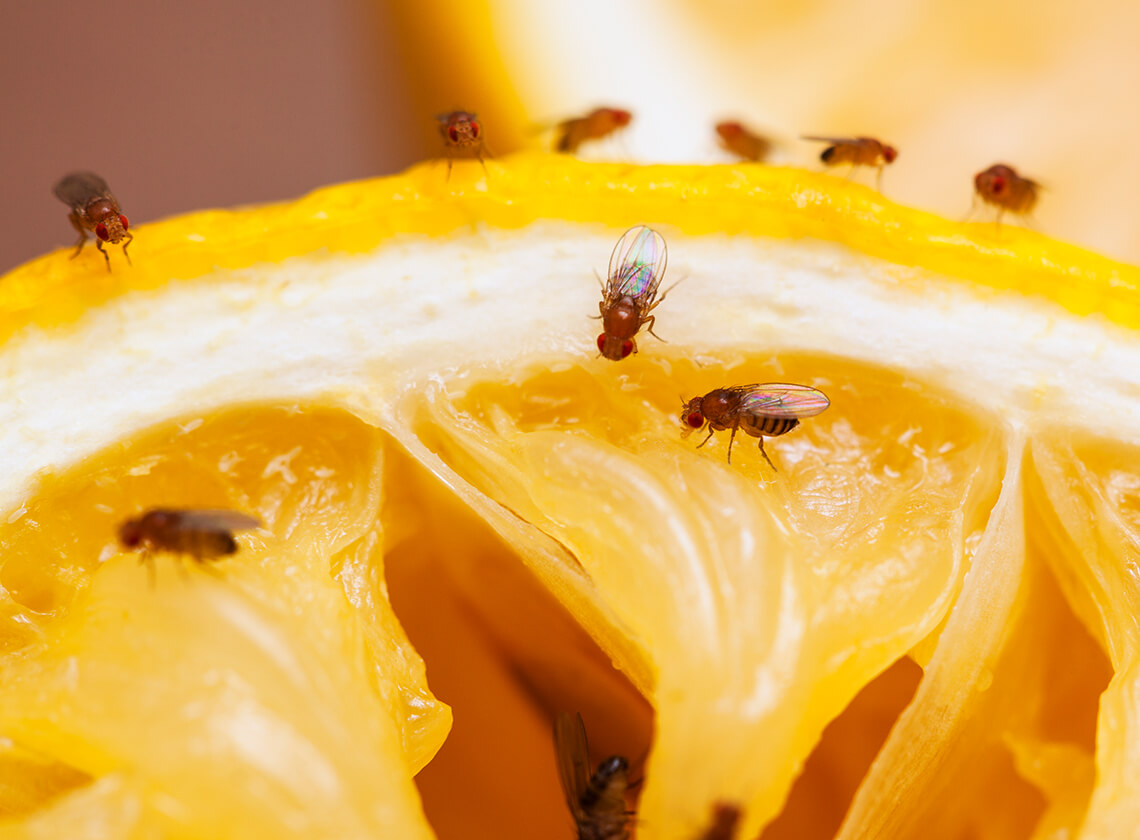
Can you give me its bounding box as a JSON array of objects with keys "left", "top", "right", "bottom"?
[{"left": 3, "top": 221, "right": 1137, "bottom": 513}]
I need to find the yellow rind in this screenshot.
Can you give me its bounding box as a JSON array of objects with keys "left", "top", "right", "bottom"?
[{"left": 4, "top": 154, "right": 1137, "bottom": 347}]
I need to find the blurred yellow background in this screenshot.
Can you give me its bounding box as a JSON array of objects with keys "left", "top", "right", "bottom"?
[{"left": 3, "top": 0, "right": 1137, "bottom": 266}]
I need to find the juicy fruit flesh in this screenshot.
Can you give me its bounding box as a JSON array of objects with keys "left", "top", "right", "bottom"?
[
  {"left": 0, "top": 408, "right": 447, "bottom": 838},
  {"left": 422, "top": 352, "right": 1007, "bottom": 834},
  {"left": 3, "top": 341, "right": 1130, "bottom": 839}
]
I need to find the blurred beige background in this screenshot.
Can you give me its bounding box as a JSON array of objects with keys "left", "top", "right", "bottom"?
[
  {"left": 0, "top": 0, "right": 424, "bottom": 273},
  {"left": 490, "top": 0, "right": 1140, "bottom": 265}
]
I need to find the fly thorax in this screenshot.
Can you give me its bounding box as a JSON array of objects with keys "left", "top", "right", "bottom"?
[
  {"left": 602, "top": 297, "right": 639, "bottom": 338},
  {"left": 84, "top": 198, "right": 118, "bottom": 225},
  {"left": 702, "top": 391, "right": 737, "bottom": 429}
]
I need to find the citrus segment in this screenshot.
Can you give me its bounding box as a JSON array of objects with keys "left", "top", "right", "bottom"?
[
  {"left": 0, "top": 407, "right": 447, "bottom": 837},
  {"left": 413, "top": 353, "right": 1005, "bottom": 835},
  {"left": 1028, "top": 436, "right": 1140, "bottom": 838},
  {"left": 0, "top": 747, "right": 89, "bottom": 821},
  {"left": 0, "top": 774, "right": 157, "bottom": 839},
  {"left": 836, "top": 446, "right": 1114, "bottom": 839}
]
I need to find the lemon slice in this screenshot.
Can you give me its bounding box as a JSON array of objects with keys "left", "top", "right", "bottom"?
[{"left": 1, "top": 155, "right": 1139, "bottom": 839}]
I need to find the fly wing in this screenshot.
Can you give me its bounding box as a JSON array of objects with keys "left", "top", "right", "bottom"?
[
  {"left": 739, "top": 383, "right": 830, "bottom": 418},
  {"left": 53, "top": 172, "right": 111, "bottom": 209},
  {"left": 176, "top": 509, "right": 261, "bottom": 533},
  {"left": 799, "top": 135, "right": 854, "bottom": 145},
  {"left": 606, "top": 225, "right": 668, "bottom": 304},
  {"left": 553, "top": 712, "right": 592, "bottom": 817}
]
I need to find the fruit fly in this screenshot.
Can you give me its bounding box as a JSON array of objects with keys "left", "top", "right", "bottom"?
[
  {"left": 554, "top": 712, "right": 632, "bottom": 840},
  {"left": 555, "top": 107, "right": 633, "bottom": 153},
  {"left": 53, "top": 172, "right": 133, "bottom": 270},
  {"left": 801, "top": 136, "right": 897, "bottom": 190},
  {"left": 118, "top": 508, "right": 260, "bottom": 582},
  {"left": 681, "top": 383, "right": 830, "bottom": 469},
  {"left": 697, "top": 803, "right": 743, "bottom": 840},
  {"left": 595, "top": 225, "right": 670, "bottom": 361},
  {"left": 436, "top": 110, "right": 487, "bottom": 176},
  {"left": 715, "top": 121, "right": 771, "bottom": 162},
  {"left": 972, "top": 163, "right": 1040, "bottom": 226}
]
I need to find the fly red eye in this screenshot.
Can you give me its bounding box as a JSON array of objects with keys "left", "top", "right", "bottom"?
[
  {"left": 883, "top": 146, "right": 898, "bottom": 163},
  {"left": 992, "top": 176, "right": 1007, "bottom": 193},
  {"left": 620, "top": 340, "right": 634, "bottom": 358},
  {"left": 470, "top": 121, "right": 480, "bottom": 138},
  {"left": 448, "top": 127, "right": 460, "bottom": 142},
  {"left": 95, "top": 223, "right": 109, "bottom": 241},
  {"left": 686, "top": 412, "right": 704, "bottom": 428},
  {"left": 596, "top": 334, "right": 607, "bottom": 353},
  {"left": 119, "top": 215, "right": 129, "bottom": 231}
]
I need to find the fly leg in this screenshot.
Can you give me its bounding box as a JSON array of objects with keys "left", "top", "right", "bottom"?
[
  {"left": 140, "top": 550, "right": 156, "bottom": 589},
  {"left": 67, "top": 212, "right": 87, "bottom": 258},
  {"left": 121, "top": 231, "right": 134, "bottom": 266},
  {"left": 726, "top": 422, "right": 740, "bottom": 464},
  {"left": 695, "top": 427, "right": 716, "bottom": 449},
  {"left": 757, "top": 436, "right": 778, "bottom": 472},
  {"left": 95, "top": 238, "right": 111, "bottom": 272},
  {"left": 652, "top": 278, "right": 683, "bottom": 306},
  {"left": 644, "top": 314, "right": 667, "bottom": 343},
  {"left": 961, "top": 194, "right": 980, "bottom": 223},
  {"left": 197, "top": 561, "right": 225, "bottom": 581},
  {"left": 875, "top": 164, "right": 884, "bottom": 192}
]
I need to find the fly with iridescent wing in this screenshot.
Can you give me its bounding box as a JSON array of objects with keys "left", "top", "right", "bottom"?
[{"left": 595, "top": 225, "right": 671, "bottom": 361}]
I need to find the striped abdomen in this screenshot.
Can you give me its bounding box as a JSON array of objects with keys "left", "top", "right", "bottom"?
[
  {"left": 741, "top": 415, "right": 799, "bottom": 439},
  {"left": 184, "top": 529, "right": 239, "bottom": 560},
  {"left": 577, "top": 756, "right": 630, "bottom": 840}
]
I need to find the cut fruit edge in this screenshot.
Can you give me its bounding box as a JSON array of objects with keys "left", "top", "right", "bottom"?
[{"left": 2, "top": 155, "right": 1140, "bottom": 839}]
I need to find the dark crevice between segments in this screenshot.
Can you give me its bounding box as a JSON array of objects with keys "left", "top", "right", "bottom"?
[
  {"left": 383, "top": 442, "right": 653, "bottom": 840},
  {"left": 760, "top": 657, "right": 923, "bottom": 840}
]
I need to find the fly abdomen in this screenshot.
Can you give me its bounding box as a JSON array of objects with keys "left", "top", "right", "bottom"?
[
  {"left": 577, "top": 755, "right": 631, "bottom": 840},
  {"left": 188, "top": 529, "right": 238, "bottom": 560},
  {"left": 580, "top": 755, "right": 629, "bottom": 812},
  {"left": 745, "top": 415, "right": 799, "bottom": 438}
]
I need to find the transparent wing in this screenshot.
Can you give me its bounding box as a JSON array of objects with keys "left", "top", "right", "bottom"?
[
  {"left": 176, "top": 509, "right": 261, "bottom": 532},
  {"left": 799, "top": 135, "right": 854, "bottom": 145},
  {"left": 605, "top": 226, "right": 668, "bottom": 304},
  {"left": 53, "top": 172, "right": 111, "bottom": 208},
  {"left": 739, "top": 383, "right": 830, "bottom": 418},
  {"left": 553, "top": 712, "right": 591, "bottom": 817}
]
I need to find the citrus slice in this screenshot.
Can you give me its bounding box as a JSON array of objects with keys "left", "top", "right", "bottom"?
[{"left": 1, "top": 154, "right": 1138, "bottom": 839}]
